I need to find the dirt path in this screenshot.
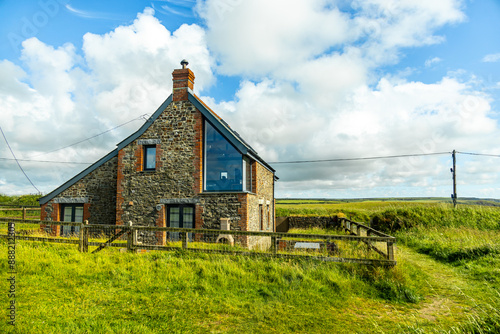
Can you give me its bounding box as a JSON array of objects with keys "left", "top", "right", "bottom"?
[{"left": 344, "top": 246, "right": 487, "bottom": 333}]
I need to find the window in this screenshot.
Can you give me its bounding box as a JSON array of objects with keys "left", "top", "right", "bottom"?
[
  {"left": 204, "top": 120, "right": 243, "bottom": 191},
  {"left": 167, "top": 205, "right": 194, "bottom": 241},
  {"left": 243, "top": 158, "right": 252, "bottom": 192},
  {"left": 143, "top": 145, "right": 156, "bottom": 171},
  {"left": 259, "top": 204, "right": 263, "bottom": 230},
  {"left": 61, "top": 204, "right": 83, "bottom": 237},
  {"left": 266, "top": 204, "right": 270, "bottom": 230}
]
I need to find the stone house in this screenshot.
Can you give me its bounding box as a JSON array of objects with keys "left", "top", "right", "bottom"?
[{"left": 38, "top": 61, "right": 277, "bottom": 249}]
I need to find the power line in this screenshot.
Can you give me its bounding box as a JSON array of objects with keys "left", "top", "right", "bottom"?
[
  {"left": 1, "top": 150, "right": 498, "bottom": 167},
  {"left": 0, "top": 126, "right": 41, "bottom": 194},
  {"left": 268, "top": 152, "right": 450, "bottom": 164},
  {"left": 30, "top": 114, "right": 149, "bottom": 158},
  {"left": 0, "top": 158, "right": 92, "bottom": 165},
  {"left": 457, "top": 151, "right": 500, "bottom": 158}
]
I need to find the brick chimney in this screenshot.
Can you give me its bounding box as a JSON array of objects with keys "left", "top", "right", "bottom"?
[{"left": 172, "top": 59, "right": 195, "bottom": 102}]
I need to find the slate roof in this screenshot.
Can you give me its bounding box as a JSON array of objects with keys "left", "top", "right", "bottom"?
[{"left": 39, "top": 92, "right": 275, "bottom": 205}]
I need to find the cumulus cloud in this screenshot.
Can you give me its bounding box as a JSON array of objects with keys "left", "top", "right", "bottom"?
[
  {"left": 198, "top": 0, "right": 465, "bottom": 77},
  {"left": 209, "top": 73, "right": 498, "bottom": 197},
  {"left": 2, "top": 1, "right": 499, "bottom": 199},
  {"left": 197, "top": 0, "right": 354, "bottom": 76},
  {"left": 194, "top": 0, "right": 500, "bottom": 198},
  {"left": 0, "top": 8, "right": 214, "bottom": 195}
]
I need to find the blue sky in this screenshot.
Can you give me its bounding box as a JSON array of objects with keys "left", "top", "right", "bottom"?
[{"left": 1, "top": 0, "right": 500, "bottom": 199}]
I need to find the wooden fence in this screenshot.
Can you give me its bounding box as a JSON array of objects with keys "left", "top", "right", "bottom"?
[
  {"left": 339, "top": 217, "right": 395, "bottom": 263},
  {"left": 0, "top": 206, "right": 41, "bottom": 220},
  {"left": 0, "top": 217, "right": 396, "bottom": 266}
]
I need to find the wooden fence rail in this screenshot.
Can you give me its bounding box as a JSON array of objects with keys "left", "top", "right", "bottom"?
[
  {"left": 339, "top": 217, "right": 395, "bottom": 261},
  {"left": 0, "top": 217, "right": 396, "bottom": 266},
  {"left": 0, "top": 206, "right": 41, "bottom": 220}
]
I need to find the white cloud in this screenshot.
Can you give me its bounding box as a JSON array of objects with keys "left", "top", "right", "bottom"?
[
  {"left": 2, "top": 1, "right": 499, "bottom": 199},
  {"left": 0, "top": 8, "right": 215, "bottom": 195},
  {"left": 197, "top": 0, "right": 354, "bottom": 76},
  {"left": 194, "top": 0, "right": 492, "bottom": 198},
  {"left": 482, "top": 53, "right": 500, "bottom": 63},
  {"left": 425, "top": 57, "right": 442, "bottom": 67},
  {"left": 209, "top": 73, "right": 498, "bottom": 198},
  {"left": 198, "top": 0, "right": 465, "bottom": 77}
]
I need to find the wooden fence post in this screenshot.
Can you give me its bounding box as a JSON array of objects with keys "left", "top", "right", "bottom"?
[
  {"left": 22, "top": 207, "right": 26, "bottom": 220},
  {"left": 127, "top": 221, "right": 134, "bottom": 252},
  {"left": 386, "top": 241, "right": 395, "bottom": 261},
  {"left": 79, "top": 220, "right": 89, "bottom": 252}
]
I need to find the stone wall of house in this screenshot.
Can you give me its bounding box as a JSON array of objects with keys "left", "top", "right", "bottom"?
[
  {"left": 245, "top": 162, "right": 274, "bottom": 249},
  {"left": 198, "top": 193, "right": 242, "bottom": 230},
  {"left": 41, "top": 156, "right": 118, "bottom": 226},
  {"left": 116, "top": 100, "right": 201, "bottom": 226}
]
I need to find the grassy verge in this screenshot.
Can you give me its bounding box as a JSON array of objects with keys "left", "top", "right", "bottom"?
[
  {"left": 0, "top": 239, "right": 497, "bottom": 333},
  {"left": 1, "top": 198, "right": 499, "bottom": 332}
]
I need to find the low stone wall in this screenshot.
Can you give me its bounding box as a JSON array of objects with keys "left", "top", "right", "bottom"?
[{"left": 278, "top": 216, "right": 340, "bottom": 231}]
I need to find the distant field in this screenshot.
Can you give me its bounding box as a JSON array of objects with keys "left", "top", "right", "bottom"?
[{"left": 276, "top": 197, "right": 500, "bottom": 220}]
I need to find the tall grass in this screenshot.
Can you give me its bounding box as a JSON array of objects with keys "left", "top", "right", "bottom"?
[
  {"left": 278, "top": 200, "right": 500, "bottom": 333},
  {"left": 1, "top": 198, "right": 500, "bottom": 332},
  {"left": 0, "top": 241, "right": 437, "bottom": 333}
]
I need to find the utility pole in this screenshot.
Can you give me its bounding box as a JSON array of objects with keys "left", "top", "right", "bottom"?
[{"left": 451, "top": 150, "right": 457, "bottom": 208}]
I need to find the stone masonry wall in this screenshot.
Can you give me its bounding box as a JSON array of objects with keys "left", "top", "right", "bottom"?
[
  {"left": 116, "top": 100, "right": 201, "bottom": 227},
  {"left": 41, "top": 156, "right": 118, "bottom": 226},
  {"left": 246, "top": 162, "right": 275, "bottom": 249},
  {"left": 198, "top": 193, "right": 242, "bottom": 230}
]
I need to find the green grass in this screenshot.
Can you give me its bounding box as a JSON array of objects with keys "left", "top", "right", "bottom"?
[
  {"left": 278, "top": 199, "right": 500, "bottom": 333},
  {"left": 0, "top": 194, "right": 40, "bottom": 219},
  {"left": 276, "top": 200, "right": 448, "bottom": 221},
  {"left": 0, "top": 241, "right": 482, "bottom": 334},
  {"left": 1, "top": 197, "right": 500, "bottom": 333}
]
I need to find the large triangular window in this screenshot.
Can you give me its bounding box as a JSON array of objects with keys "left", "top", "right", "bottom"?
[{"left": 204, "top": 120, "right": 252, "bottom": 192}]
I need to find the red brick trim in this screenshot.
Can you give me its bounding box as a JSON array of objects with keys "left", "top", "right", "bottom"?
[
  {"left": 193, "top": 110, "right": 203, "bottom": 194},
  {"left": 194, "top": 204, "right": 204, "bottom": 242},
  {"left": 42, "top": 203, "right": 60, "bottom": 236},
  {"left": 83, "top": 203, "right": 91, "bottom": 222},
  {"left": 237, "top": 193, "right": 248, "bottom": 232},
  {"left": 195, "top": 204, "right": 204, "bottom": 229},
  {"left": 52, "top": 203, "right": 60, "bottom": 235},
  {"left": 134, "top": 145, "right": 142, "bottom": 172},
  {"left": 40, "top": 203, "right": 48, "bottom": 221},
  {"left": 155, "top": 205, "right": 165, "bottom": 245},
  {"left": 155, "top": 144, "right": 163, "bottom": 170},
  {"left": 252, "top": 162, "right": 258, "bottom": 194},
  {"left": 237, "top": 193, "right": 249, "bottom": 247}
]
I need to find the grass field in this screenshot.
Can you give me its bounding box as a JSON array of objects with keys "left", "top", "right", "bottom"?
[{"left": 1, "top": 196, "right": 499, "bottom": 333}]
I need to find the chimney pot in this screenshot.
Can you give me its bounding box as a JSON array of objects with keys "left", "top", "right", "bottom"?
[{"left": 181, "top": 59, "right": 189, "bottom": 69}]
